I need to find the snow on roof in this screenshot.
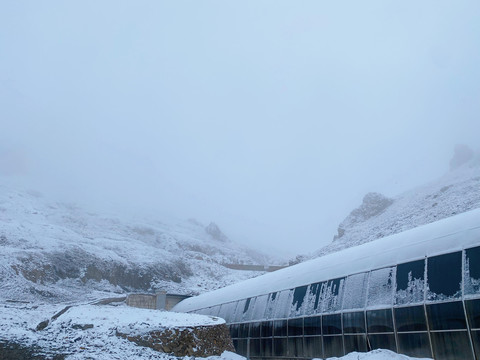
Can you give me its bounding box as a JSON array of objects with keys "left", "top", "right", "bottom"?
[{"left": 174, "top": 208, "right": 480, "bottom": 312}]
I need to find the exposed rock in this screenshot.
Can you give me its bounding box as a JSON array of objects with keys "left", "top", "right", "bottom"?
[
  {"left": 117, "top": 323, "right": 234, "bottom": 357},
  {"left": 205, "top": 222, "right": 228, "bottom": 242},
  {"left": 71, "top": 324, "right": 94, "bottom": 330},
  {"left": 334, "top": 192, "right": 394, "bottom": 241},
  {"left": 35, "top": 320, "right": 49, "bottom": 331}
]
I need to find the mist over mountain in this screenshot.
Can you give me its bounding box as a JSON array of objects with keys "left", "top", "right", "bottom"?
[
  {"left": 312, "top": 146, "right": 480, "bottom": 258},
  {"left": 0, "top": 183, "right": 279, "bottom": 303}
]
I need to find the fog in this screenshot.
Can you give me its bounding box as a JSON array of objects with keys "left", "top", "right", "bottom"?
[{"left": 1, "top": 1, "right": 479, "bottom": 256}]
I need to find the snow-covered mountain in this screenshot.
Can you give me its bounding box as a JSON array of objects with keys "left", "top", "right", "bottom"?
[
  {"left": 313, "top": 148, "right": 480, "bottom": 258},
  {"left": 0, "top": 183, "right": 277, "bottom": 303}
]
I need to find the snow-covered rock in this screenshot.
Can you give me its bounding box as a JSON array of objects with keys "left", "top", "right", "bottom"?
[{"left": 313, "top": 151, "right": 480, "bottom": 258}]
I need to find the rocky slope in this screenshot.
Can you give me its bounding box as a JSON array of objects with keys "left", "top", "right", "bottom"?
[
  {"left": 313, "top": 147, "right": 480, "bottom": 258},
  {"left": 0, "top": 182, "right": 275, "bottom": 303}
]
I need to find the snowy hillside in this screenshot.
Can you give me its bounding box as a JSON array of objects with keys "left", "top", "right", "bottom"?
[
  {"left": 313, "top": 150, "right": 480, "bottom": 258},
  {"left": 0, "top": 182, "right": 276, "bottom": 303}
]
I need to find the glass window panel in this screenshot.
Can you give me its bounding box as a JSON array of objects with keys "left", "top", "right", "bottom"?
[
  {"left": 206, "top": 305, "right": 220, "bottom": 317},
  {"left": 343, "top": 311, "right": 366, "bottom": 334},
  {"left": 394, "top": 305, "right": 427, "bottom": 332},
  {"left": 304, "top": 316, "right": 322, "bottom": 335},
  {"left": 465, "top": 299, "right": 480, "bottom": 329},
  {"left": 261, "top": 321, "right": 273, "bottom": 337},
  {"left": 304, "top": 282, "right": 322, "bottom": 315},
  {"left": 274, "top": 289, "right": 294, "bottom": 319},
  {"left": 218, "top": 302, "right": 237, "bottom": 323},
  {"left": 304, "top": 336, "right": 323, "bottom": 359},
  {"left": 431, "top": 331, "right": 474, "bottom": 360},
  {"left": 249, "top": 338, "right": 261, "bottom": 357},
  {"left": 323, "top": 336, "right": 344, "bottom": 358},
  {"left": 471, "top": 330, "right": 480, "bottom": 360},
  {"left": 465, "top": 246, "right": 480, "bottom": 296},
  {"left": 320, "top": 278, "right": 345, "bottom": 313},
  {"left": 261, "top": 338, "right": 272, "bottom": 357},
  {"left": 251, "top": 294, "right": 268, "bottom": 321},
  {"left": 242, "top": 297, "right": 257, "bottom": 322},
  {"left": 367, "top": 309, "right": 394, "bottom": 333},
  {"left": 367, "top": 334, "right": 396, "bottom": 352},
  {"left": 344, "top": 334, "right": 367, "bottom": 353},
  {"left": 322, "top": 314, "right": 342, "bottom": 335},
  {"left": 288, "top": 318, "right": 303, "bottom": 336},
  {"left": 229, "top": 324, "right": 239, "bottom": 339},
  {"left": 264, "top": 292, "right": 278, "bottom": 319},
  {"left": 233, "top": 299, "right": 246, "bottom": 322},
  {"left": 427, "top": 252, "right": 462, "bottom": 301},
  {"left": 249, "top": 322, "right": 261, "bottom": 338},
  {"left": 288, "top": 337, "right": 304, "bottom": 357},
  {"left": 273, "top": 337, "right": 287, "bottom": 357},
  {"left": 397, "top": 332, "right": 432, "bottom": 359},
  {"left": 239, "top": 323, "right": 249, "bottom": 338},
  {"left": 426, "top": 301, "right": 467, "bottom": 330},
  {"left": 343, "top": 273, "right": 369, "bottom": 310},
  {"left": 396, "top": 259, "right": 425, "bottom": 305},
  {"left": 273, "top": 319, "right": 288, "bottom": 337},
  {"left": 235, "top": 339, "right": 248, "bottom": 356},
  {"left": 289, "top": 285, "right": 308, "bottom": 317},
  {"left": 367, "top": 267, "right": 395, "bottom": 308}
]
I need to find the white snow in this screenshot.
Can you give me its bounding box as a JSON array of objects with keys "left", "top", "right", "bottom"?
[
  {"left": 0, "top": 301, "right": 230, "bottom": 359},
  {"left": 321, "top": 349, "right": 431, "bottom": 359},
  {"left": 174, "top": 207, "right": 480, "bottom": 312}
]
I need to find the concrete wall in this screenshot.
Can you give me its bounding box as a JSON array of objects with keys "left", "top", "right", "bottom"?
[{"left": 127, "top": 292, "right": 190, "bottom": 310}]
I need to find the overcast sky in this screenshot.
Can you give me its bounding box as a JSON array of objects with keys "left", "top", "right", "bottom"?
[{"left": 1, "top": 1, "right": 479, "bottom": 256}]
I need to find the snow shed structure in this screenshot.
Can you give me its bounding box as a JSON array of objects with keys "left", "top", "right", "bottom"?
[{"left": 173, "top": 208, "right": 480, "bottom": 360}]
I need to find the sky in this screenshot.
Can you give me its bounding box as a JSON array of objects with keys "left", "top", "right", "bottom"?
[{"left": 1, "top": 1, "right": 479, "bottom": 256}]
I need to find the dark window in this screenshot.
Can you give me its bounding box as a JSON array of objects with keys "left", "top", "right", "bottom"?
[
  {"left": 307, "top": 282, "right": 322, "bottom": 313},
  {"left": 430, "top": 331, "right": 474, "bottom": 360},
  {"left": 244, "top": 298, "right": 251, "bottom": 313},
  {"left": 260, "top": 338, "right": 272, "bottom": 357},
  {"left": 426, "top": 301, "right": 467, "bottom": 330},
  {"left": 427, "top": 252, "right": 462, "bottom": 300},
  {"left": 344, "top": 334, "right": 367, "bottom": 353},
  {"left": 471, "top": 330, "right": 480, "bottom": 360},
  {"left": 229, "top": 324, "right": 239, "bottom": 338},
  {"left": 273, "top": 319, "right": 287, "bottom": 337},
  {"left": 261, "top": 321, "right": 273, "bottom": 337},
  {"left": 288, "top": 337, "right": 304, "bottom": 357},
  {"left": 304, "top": 336, "right": 323, "bottom": 358},
  {"left": 322, "top": 314, "right": 342, "bottom": 335},
  {"left": 235, "top": 339, "right": 248, "bottom": 356},
  {"left": 465, "top": 299, "right": 480, "bottom": 329},
  {"left": 367, "top": 309, "right": 394, "bottom": 333},
  {"left": 367, "top": 333, "right": 396, "bottom": 352},
  {"left": 273, "top": 337, "right": 287, "bottom": 357},
  {"left": 323, "top": 336, "right": 344, "bottom": 358},
  {"left": 291, "top": 285, "right": 308, "bottom": 312},
  {"left": 343, "top": 272, "right": 368, "bottom": 310},
  {"left": 288, "top": 318, "right": 303, "bottom": 336},
  {"left": 397, "top": 332, "right": 432, "bottom": 359},
  {"left": 394, "top": 305, "right": 427, "bottom": 332},
  {"left": 239, "top": 323, "right": 249, "bottom": 338},
  {"left": 343, "top": 312, "right": 365, "bottom": 334},
  {"left": 396, "top": 259, "right": 425, "bottom": 305},
  {"left": 465, "top": 246, "right": 480, "bottom": 296},
  {"left": 249, "top": 322, "right": 261, "bottom": 338},
  {"left": 249, "top": 338, "right": 261, "bottom": 357},
  {"left": 304, "top": 316, "right": 322, "bottom": 335}
]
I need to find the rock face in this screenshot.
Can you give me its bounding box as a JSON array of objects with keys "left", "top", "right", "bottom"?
[
  {"left": 333, "top": 192, "right": 394, "bottom": 241},
  {"left": 117, "top": 323, "right": 235, "bottom": 357},
  {"left": 205, "top": 222, "right": 228, "bottom": 242}
]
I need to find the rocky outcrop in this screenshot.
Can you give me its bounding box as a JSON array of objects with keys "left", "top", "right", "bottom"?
[
  {"left": 333, "top": 192, "right": 394, "bottom": 241},
  {"left": 117, "top": 323, "right": 235, "bottom": 357},
  {"left": 205, "top": 222, "right": 228, "bottom": 242}
]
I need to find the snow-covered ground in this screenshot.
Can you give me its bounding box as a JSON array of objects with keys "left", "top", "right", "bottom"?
[{"left": 0, "top": 301, "right": 431, "bottom": 359}]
